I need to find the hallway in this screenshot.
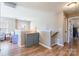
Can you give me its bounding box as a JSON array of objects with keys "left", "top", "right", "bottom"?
[{"left": 0, "top": 39, "right": 79, "bottom": 56}]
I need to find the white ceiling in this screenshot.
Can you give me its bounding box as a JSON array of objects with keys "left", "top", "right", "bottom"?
[
  {"left": 16, "top": 2, "right": 79, "bottom": 17},
  {"left": 16, "top": 2, "right": 66, "bottom": 12},
  {"left": 63, "top": 2, "right": 79, "bottom": 17}
]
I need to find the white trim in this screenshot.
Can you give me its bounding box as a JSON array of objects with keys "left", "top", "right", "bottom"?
[
  {"left": 56, "top": 43, "right": 64, "bottom": 46},
  {"left": 39, "top": 43, "right": 52, "bottom": 49},
  {"left": 18, "top": 44, "right": 25, "bottom": 48}
]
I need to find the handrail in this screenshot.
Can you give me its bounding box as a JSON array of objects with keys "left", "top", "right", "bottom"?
[{"left": 51, "top": 32, "right": 58, "bottom": 38}]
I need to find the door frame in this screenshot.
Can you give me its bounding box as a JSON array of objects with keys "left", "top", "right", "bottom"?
[{"left": 64, "top": 16, "right": 79, "bottom": 43}]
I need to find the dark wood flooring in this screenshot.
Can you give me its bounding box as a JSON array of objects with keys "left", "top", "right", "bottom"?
[{"left": 0, "top": 39, "right": 79, "bottom": 56}]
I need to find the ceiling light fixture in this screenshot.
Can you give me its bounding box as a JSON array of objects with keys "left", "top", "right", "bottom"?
[
  {"left": 65, "top": 2, "right": 78, "bottom": 8},
  {"left": 67, "top": 2, "right": 77, "bottom": 6}
]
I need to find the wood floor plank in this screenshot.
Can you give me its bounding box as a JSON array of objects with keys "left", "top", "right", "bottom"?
[{"left": 0, "top": 39, "right": 79, "bottom": 56}]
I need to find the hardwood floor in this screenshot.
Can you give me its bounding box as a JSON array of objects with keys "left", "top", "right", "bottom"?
[{"left": 0, "top": 39, "right": 79, "bottom": 56}]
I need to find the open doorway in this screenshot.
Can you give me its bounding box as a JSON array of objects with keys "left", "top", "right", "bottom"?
[
  {"left": 0, "top": 17, "right": 30, "bottom": 55},
  {"left": 68, "top": 17, "right": 79, "bottom": 43},
  {"left": 65, "top": 17, "right": 79, "bottom": 54},
  {"left": 72, "top": 19, "right": 79, "bottom": 39}
]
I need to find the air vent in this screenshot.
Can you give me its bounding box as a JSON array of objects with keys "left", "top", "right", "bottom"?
[{"left": 4, "top": 2, "right": 17, "bottom": 8}]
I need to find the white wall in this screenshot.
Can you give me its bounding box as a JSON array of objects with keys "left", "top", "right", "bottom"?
[
  {"left": 1, "top": 3, "right": 58, "bottom": 31},
  {"left": 0, "top": 3, "right": 1, "bottom": 17},
  {"left": 39, "top": 30, "right": 51, "bottom": 48},
  {"left": 56, "top": 11, "right": 64, "bottom": 45},
  {"left": 17, "top": 20, "right": 30, "bottom": 31},
  {"left": 1, "top": 2, "right": 64, "bottom": 47}
]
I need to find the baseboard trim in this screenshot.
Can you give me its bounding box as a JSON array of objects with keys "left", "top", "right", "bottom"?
[
  {"left": 39, "top": 43, "right": 52, "bottom": 49},
  {"left": 18, "top": 44, "right": 25, "bottom": 48},
  {"left": 56, "top": 43, "right": 64, "bottom": 46}
]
